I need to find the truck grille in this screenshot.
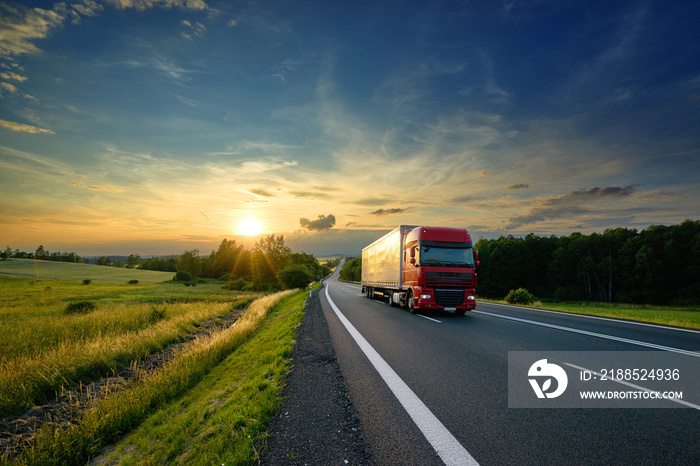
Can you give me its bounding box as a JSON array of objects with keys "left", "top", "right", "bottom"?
[
  {"left": 425, "top": 272, "right": 473, "bottom": 288},
  {"left": 434, "top": 289, "right": 465, "bottom": 307}
]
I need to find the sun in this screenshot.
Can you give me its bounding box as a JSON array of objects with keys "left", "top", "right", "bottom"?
[{"left": 237, "top": 218, "right": 263, "bottom": 236}]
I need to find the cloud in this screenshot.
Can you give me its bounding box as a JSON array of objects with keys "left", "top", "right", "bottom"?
[
  {"left": 0, "top": 0, "right": 208, "bottom": 60},
  {"left": 0, "top": 4, "right": 65, "bottom": 58},
  {"left": 506, "top": 183, "right": 530, "bottom": 190},
  {"left": 368, "top": 207, "right": 409, "bottom": 216},
  {"left": 71, "top": 182, "right": 125, "bottom": 193},
  {"left": 0, "top": 82, "right": 17, "bottom": 93},
  {"left": 181, "top": 19, "right": 206, "bottom": 40},
  {"left": 299, "top": 214, "right": 336, "bottom": 232},
  {"left": 104, "top": 0, "right": 209, "bottom": 12},
  {"left": 0, "top": 118, "right": 55, "bottom": 134},
  {"left": 249, "top": 188, "right": 275, "bottom": 197},
  {"left": 505, "top": 185, "right": 638, "bottom": 230},
  {"left": 0, "top": 71, "right": 26, "bottom": 81},
  {"left": 356, "top": 197, "right": 396, "bottom": 206}
]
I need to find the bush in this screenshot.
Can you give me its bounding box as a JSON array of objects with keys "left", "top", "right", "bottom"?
[
  {"left": 277, "top": 264, "right": 314, "bottom": 289},
  {"left": 174, "top": 269, "right": 193, "bottom": 282},
  {"left": 505, "top": 288, "right": 536, "bottom": 305},
  {"left": 82, "top": 279, "right": 92, "bottom": 285},
  {"left": 148, "top": 305, "right": 166, "bottom": 323},
  {"left": 65, "top": 301, "right": 97, "bottom": 315},
  {"left": 127, "top": 279, "right": 139, "bottom": 284},
  {"left": 224, "top": 277, "right": 249, "bottom": 291}
]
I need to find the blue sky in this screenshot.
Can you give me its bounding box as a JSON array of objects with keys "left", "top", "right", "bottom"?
[{"left": 1, "top": 0, "right": 699, "bottom": 255}]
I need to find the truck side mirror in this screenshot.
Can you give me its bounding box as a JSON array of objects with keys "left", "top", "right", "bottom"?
[
  {"left": 474, "top": 249, "right": 480, "bottom": 267},
  {"left": 409, "top": 247, "right": 416, "bottom": 265}
]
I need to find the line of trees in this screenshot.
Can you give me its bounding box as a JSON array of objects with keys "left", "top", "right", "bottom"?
[
  {"left": 1, "top": 245, "right": 83, "bottom": 263},
  {"left": 143, "top": 235, "right": 331, "bottom": 291},
  {"left": 475, "top": 220, "right": 700, "bottom": 305}
]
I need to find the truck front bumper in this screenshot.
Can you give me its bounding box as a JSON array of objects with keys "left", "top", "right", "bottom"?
[{"left": 414, "top": 287, "right": 476, "bottom": 311}]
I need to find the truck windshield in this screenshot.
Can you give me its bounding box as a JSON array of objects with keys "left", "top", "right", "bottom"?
[{"left": 419, "top": 246, "right": 475, "bottom": 267}]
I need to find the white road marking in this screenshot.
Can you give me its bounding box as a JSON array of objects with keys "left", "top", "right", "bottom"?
[
  {"left": 325, "top": 284, "right": 479, "bottom": 466},
  {"left": 418, "top": 314, "right": 442, "bottom": 323},
  {"left": 473, "top": 310, "right": 700, "bottom": 358},
  {"left": 479, "top": 302, "right": 700, "bottom": 334}
]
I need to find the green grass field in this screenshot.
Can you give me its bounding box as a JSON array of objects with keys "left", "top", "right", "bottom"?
[
  {"left": 0, "top": 260, "right": 312, "bottom": 465},
  {"left": 0, "top": 258, "right": 174, "bottom": 283}
]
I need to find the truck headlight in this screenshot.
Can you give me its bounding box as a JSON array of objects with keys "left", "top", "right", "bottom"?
[
  {"left": 419, "top": 294, "right": 432, "bottom": 300},
  {"left": 467, "top": 295, "right": 475, "bottom": 300}
]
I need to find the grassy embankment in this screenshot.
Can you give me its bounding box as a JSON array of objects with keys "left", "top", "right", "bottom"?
[
  {"left": 1, "top": 259, "right": 315, "bottom": 464},
  {"left": 0, "top": 275, "right": 258, "bottom": 417}
]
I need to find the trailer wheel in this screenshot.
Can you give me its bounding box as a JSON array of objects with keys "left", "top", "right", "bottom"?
[{"left": 407, "top": 290, "right": 417, "bottom": 314}]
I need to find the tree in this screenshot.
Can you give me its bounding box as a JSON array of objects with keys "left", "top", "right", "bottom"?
[
  {"left": 96, "top": 256, "right": 112, "bottom": 266},
  {"left": 252, "top": 235, "right": 291, "bottom": 290},
  {"left": 35, "top": 245, "right": 47, "bottom": 260},
  {"left": 127, "top": 254, "right": 141, "bottom": 268},
  {"left": 178, "top": 250, "right": 202, "bottom": 278}
]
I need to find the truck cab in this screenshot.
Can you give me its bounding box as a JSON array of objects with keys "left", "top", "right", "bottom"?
[{"left": 402, "top": 226, "right": 478, "bottom": 314}]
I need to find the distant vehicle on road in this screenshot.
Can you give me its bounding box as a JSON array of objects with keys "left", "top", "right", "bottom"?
[{"left": 361, "top": 225, "right": 479, "bottom": 315}]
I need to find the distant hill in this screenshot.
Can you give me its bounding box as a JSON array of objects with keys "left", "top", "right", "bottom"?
[{"left": 0, "top": 259, "right": 174, "bottom": 283}]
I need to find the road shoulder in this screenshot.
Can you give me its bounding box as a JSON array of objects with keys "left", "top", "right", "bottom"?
[{"left": 260, "top": 285, "right": 372, "bottom": 465}]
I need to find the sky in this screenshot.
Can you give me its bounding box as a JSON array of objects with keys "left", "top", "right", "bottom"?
[{"left": 1, "top": 0, "right": 699, "bottom": 256}]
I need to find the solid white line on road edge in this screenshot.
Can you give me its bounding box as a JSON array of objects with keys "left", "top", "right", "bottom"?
[
  {"left": 418, "top": 314, "right": 442, "bottom": 323},
  {"left": 479, "top": 302, "right": 700, "bottom": 334},
  {"left": 473, "top": 310, "right": 700, "bottom": 358},
  {"left": 325, "top": 285, "right": 479, "bottom": 466}
]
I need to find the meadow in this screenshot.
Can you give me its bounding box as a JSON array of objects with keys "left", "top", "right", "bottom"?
[
  {"left": 0, "top": 258, "right": 174, "bottom": 283},
  {"left": 0, "top": 259, "right": 312, "bottom": 465}
]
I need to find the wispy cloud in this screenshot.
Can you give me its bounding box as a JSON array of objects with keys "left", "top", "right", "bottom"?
[
  {"left": 180, "top": 19, "right": 206, "bottom": 40},
  {"left": 505, "top": 185, "right": 638, "bottom": 230},
  {"left": 368, "top": 207, "right": 410, "bottom": 216},
  {"left": 0, "top": 118, "right": 54, "bottom": 134},
  {"left": 71, "top": 182, "right": 125, "bottom": 193}
]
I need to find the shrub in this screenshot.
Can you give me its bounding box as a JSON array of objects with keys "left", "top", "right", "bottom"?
[
  {"left": 148, "top": 305, "right": 166, "bottom": 323},
  {"left": 505, "top": 288, "right": 536, "bottom": 305},
  {"left": 65, "top": 301, "right": 97, "bottom": 315},
  {"left": 277, "top": 264, "right": 314, "bottom": 289},
  {"left": 224, "top": 277, "right": 249, "bottom": 291},
  {"left": 127, "top": 279, "right": 139, "bottom": 284},
  {"left": 82, "top": 279, "right": 92, "bottom": 285},
  {"left": 174, "top": 269, "right": 193, "bottom": 282}
]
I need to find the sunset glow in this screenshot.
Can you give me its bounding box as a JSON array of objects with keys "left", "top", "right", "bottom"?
[
  {"left": 0, "top": 1, "right": 698, "bottom": 256},
  {"left": 237, "top": 219, "right": 264, "bottom": 237}
]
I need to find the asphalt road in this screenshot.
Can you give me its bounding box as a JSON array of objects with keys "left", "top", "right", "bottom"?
[{"left": 319, "top": 268, "right": 700, "bottom": 465}]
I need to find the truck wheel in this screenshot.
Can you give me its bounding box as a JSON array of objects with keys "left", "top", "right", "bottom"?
[
  {"left": 455, "top": 309, "right": 467, "bottom": 316},
  {"left": 388, "top": 293, "right": 393, "bottom": 306},
  {"left": 407, "top": 291, "right": 417, "bottom": 314}
]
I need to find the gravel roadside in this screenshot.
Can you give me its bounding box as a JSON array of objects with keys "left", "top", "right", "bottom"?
[{"left": 260, "top": 284, "right": 373, "bottom": 465}]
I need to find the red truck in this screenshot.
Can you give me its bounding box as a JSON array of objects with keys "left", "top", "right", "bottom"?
[{"left": 361, "top": 225, "right": 479, "bottom": 315}]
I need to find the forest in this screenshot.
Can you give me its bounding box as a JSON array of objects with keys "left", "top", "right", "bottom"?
[
  {"left": 475, "top": 220, "right": 700, "bottom": 305},
  {"left": 340, "top": 220, "right": 700, "bottom": 306}
]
